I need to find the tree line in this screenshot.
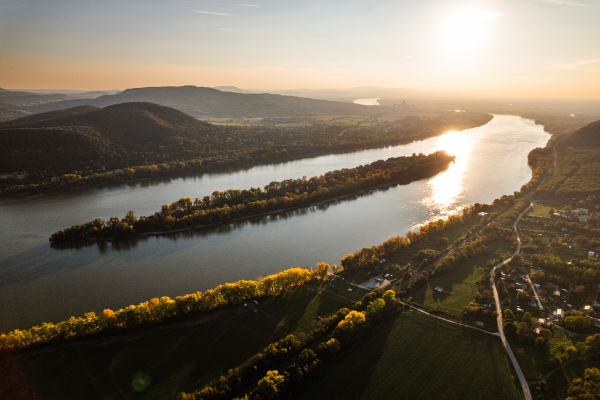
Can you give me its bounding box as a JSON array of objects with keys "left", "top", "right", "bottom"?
[
  {"left": 49, "top": 151, "right": 455, "bottom": 244},
  {"left": 0, "top": 267, "right": 325, "bottom": 353}
]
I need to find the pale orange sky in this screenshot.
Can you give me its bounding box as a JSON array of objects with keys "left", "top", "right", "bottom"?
[{"left": 1, "top": 0, "right": 599, "bottom": 98}]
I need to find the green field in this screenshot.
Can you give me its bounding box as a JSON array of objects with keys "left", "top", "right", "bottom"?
[
  {"left": 0, "top": 283, "right": 361, "bottom": 400},
  {"left": 411, "top": 242, "right": 512, "bottom": 316},
  {"left": 296, "top": 309, "right": 523, "bottom": 400},
  {"left": 529, "top": 203, "right": 557, "bottom": 218}
]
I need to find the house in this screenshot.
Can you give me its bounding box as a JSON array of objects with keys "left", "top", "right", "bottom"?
[
  {"left": 477, "top": 212, "right": 489, "bottom": 218},
  {"left": 589, "top": 251, "right": 596, "bottom": 258},
  {"left": 573, "top": 208, "right": 589, "bottom": 215},
  {"left": 434, "top": 286, "right": 444, "bottom": 292},
  {"left": 554, "top": 309, "right": 564, "bottom": 319}
]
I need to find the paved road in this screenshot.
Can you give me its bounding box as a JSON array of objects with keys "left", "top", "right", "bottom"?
[{"left": 491, "top": 203, "right": 533, "bottom": 400}]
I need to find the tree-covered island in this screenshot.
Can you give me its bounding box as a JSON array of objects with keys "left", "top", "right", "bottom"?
[{"left": 49, "top": 151, "right": 455, "bottom": 244}]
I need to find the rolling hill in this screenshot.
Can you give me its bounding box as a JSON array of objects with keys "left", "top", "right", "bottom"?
[
  {"left": 28, "top": 85, "right": 378, "bottom": 119},
  {"left": 568, "top": 119, "right": 600, "bottom": 148},
  {"left": 0, "top": 102, "right": 224, "bottom": 175}
]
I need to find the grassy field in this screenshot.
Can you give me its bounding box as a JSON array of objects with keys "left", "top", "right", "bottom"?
[
  {"left": 0, "top": 282, "right": 363, "bottom": 400},
  {"left": 411, "top": 242, "right": 512, "bottom": 316},
  {"left": 529, "top": 203, "right": 557, "bottom": 218},
  {"left": 296, "top": 309, "right": 523, "bottom": 400}
]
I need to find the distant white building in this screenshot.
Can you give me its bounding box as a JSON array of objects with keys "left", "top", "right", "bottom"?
[{"left": 477, "top": 212, "right": 489, "bottom": 218}]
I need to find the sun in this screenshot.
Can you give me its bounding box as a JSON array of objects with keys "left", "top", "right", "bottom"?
[{"left": 441, "top": 10, "right": 503, "bottom": 53}]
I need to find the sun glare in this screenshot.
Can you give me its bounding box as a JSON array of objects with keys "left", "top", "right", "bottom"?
[
  {"left": 441, "top": 10, "right": 503, "bottom": 53},
  {"left": 422, "top": 130, "right": 474, "bottom": 215}
]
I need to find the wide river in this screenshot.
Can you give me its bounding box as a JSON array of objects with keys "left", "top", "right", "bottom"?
[{"left": 0, "top": 115, "right": 550, "bottom": 331}]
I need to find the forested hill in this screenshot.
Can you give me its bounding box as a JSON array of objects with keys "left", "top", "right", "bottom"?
[
  {"left": 568, "top": 119, "right": 600, "bottom": 149},
  {"left": 536, "top": 118, "right": 600, "bottom": 198},
  {"left": 0, "top": 102, "right": 224, "bottom": 176},
  {"left": 29, "top": 85, "right": 376, "bottom": 118}
]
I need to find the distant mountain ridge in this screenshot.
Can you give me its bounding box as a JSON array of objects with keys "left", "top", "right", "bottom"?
[{"left": 29, "top": 85, "right": 375, "bottom": 119}]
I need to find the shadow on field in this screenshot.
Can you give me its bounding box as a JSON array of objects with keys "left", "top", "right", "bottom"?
[
  {"left": 294, "top": 314, "right": 398, "bottom": 400},
  {"left": 0, "top": 305, "right": 292, "bottom": 400}
]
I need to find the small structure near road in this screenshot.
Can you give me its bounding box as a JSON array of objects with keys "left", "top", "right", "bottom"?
[
  {"left": 434, "top": 286, "right": 444, "bottom": 293},
  {"left": 359, "top": 275, "right": 392, "bottom": 289}
]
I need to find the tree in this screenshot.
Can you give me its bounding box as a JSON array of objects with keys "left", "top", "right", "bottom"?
[
  {"left": 517, "top": 322, "right": 530, "bottom": 342},
  {"left": 565, "top": 314, "right": 592, "bottom": 333},
  {"left": 315, "top": 262, "right": 330, "bottom": 280},
  {"left": 124, "top": 210, "right": 137, "bottom": 225},
  {"left": 517, "top": 291, "right": 530, "bottom": 307},
  {"left": 333, "top": 310, "right": 366, "bottom": 341},
  {"left": 256, "top": 370, "right": 286, "bottom": 400}
]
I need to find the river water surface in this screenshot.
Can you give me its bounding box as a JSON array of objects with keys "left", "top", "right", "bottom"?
[{"left": 0, "top": 115, "right": 550, "bottom": 330}]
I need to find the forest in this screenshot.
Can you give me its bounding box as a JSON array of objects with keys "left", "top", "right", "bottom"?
[{"left": 49, "top": 151, "right": 455, "bottom": 244}]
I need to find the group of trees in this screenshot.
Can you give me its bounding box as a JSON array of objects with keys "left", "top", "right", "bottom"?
[
  {"left": 566, "top": 366, "right": 600, "bottom": 400},
  {"left": 0, "top": 266, "right": 325, "bottom": 352},
  {"left": 50, "top": 151, "right": 455, "bottom": 243},
  {"left": 179, "top": 289, "right": 402, "bottom": 400}
]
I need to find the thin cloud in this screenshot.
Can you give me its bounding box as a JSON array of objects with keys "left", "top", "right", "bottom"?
[
  {"left": 186, "top": 1, "right": 259, "bottom": 6},
  {"left": 530, "top": 22, "right": 551, "bottom": 26},
  {"left": 529, "top": 0, "right": 598, "bottom": 7},
  {"left": 218, "top": 28, "right": 249, "bottom": 32},
  {"left": 553, "top": 59, "right": 600, "bottom": 74},
  {"left": 193, "top": 10, "right": 232, "bottom": 16}
]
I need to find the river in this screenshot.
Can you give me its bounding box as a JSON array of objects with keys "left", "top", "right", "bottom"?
[{"left": 0, "top": 115, "right": 550, "bottom": 331}]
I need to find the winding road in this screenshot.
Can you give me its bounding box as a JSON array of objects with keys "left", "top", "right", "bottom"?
[{"left": 490, "top": 203, "right": 533, "bottom": 400}]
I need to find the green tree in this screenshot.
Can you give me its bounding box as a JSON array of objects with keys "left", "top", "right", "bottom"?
[{"left": 565, "top": 314, "right": 592, "bottom": 333}]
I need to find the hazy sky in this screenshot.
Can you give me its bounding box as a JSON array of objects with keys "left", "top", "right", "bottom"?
[{"left": 1, "top": 0, "right": 599, "bottom": 98}]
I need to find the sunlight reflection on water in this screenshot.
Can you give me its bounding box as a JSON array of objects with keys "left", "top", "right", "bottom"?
[{"left": 422, "top": 129, "right": 477, "bottom": 218}]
